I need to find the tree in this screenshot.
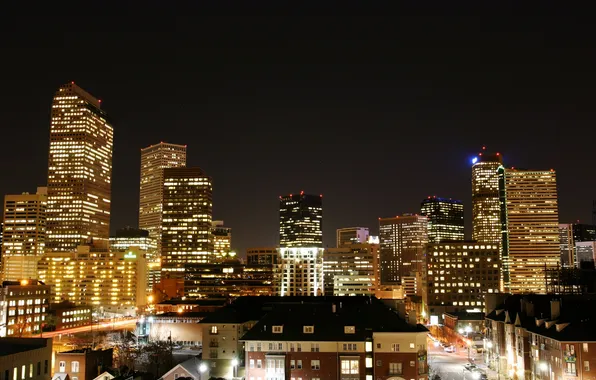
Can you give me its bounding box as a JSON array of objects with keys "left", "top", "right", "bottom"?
[
  {"left": 139, "top": 340, "right": 173, "bottom": 379},
  {"left": 111, "top": 330, "right": 138, "bottom": 370}
]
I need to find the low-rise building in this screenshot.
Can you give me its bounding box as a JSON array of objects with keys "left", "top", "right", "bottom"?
[
  {"left": 153, "top": 298, "right": 227, "bottom": 314},
  {"left": 48, "top": 302, "right": 92, "bottom": 331},
  {"left": 0, "top": 338, "right": 52, "bottom": 380},
  {"left": 241, "top": 297, "right": 429, "bottom": 380},
  {"left": 54, "top": 348, "right": 113, "bottom": 380},
  {"left": 0, "top": 280, "right": 50, "bottom": 337}
]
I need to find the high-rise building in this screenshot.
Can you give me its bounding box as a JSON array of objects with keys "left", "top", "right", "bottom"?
[
  {"left": 38, "top": 246, "right": 147, "bottom": 315},
  {"left": 575, "top": 241, "right": 596, "bottom": 267},
  {"left": 559, "top": 223, "right": 596, "bottom": 268},
  {"left": 161, "top": 167, "right": 213, "bottom": 278},
  {"left": 499, "top": 168, "right": 560, "bottom": 293},
  {"left": 323, "top": 243, "right": 379, "bottom": 296},
  {"left": 336, "top": 227, "right": 370, "bottom": 247},
  {"left": 139, "top": 142, "right": 187, "bottom": 258},
  {"left": 278, "top": 192, "right": 323, "bottom": 296},
  {"left": 424, "top": 241, "right": 500, "bottom": 318},
  {"left": 109, "top": 227, "right": 158, "bottom": 293},
  {"left": 378, "top": 214, "right": 428, "bottom": 285},
  {"left": 279, "top": 192, "right": 323, "bottom": 248},
  {"left": 420, "top": 196, "right": 464, "bottom": 243},
  {"left": 246, "top": 247, "right": 279, "bottom": 265},
  {"left": 471, "top": 149, "right": 503, "bottom": 244},
  {"left": 212, "top": 221, "right": 232, "bottom": 261},
  {"left": 1, "top": 188, "right": 47, "bottom": 281},
  {"left": 46, "top": 82, "right": 113, "bottom": 251}
]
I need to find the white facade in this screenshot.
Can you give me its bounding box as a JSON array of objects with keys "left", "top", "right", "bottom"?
[
  {"left": 278, "top": 247, "right": 324, "bottom": 296},
  {"left": 336, "top": 227, "right": 370, "bottom": 247}
]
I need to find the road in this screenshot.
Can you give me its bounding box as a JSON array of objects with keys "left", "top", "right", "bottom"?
[
  {"left": 429, "top": 340, "right": 487, "bottom": 380},
  {"left": 32, "top": 318, "right": 137, "bottom": 338}
]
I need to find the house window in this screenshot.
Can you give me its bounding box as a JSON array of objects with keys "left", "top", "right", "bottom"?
[
  {"left": 303, "top": 326, "right": 314, "bottom": 333},
  {"left": 410, "top": 361, "right": 416, "bottom": 367},
  {"left": 37, "top": 362, "right": 40, "bottom": 376},
  {"left": 344, "top": 326, "right": 355, "bottom": 334},
  {"left": 365, "top": 342, "right": 372, "bottom": 352},
  {"left": 249, "top": 343, "right": 254, "bottom": 351},
  {"left": 211, "top": 326, "right": 218, "bottom": 334},
  {"left": 44, "top": 360, "right": 48, "bottom": 374},
  {"left": 269, "top": 343, "right": 274, "bottom": 350},
  {"left": 311, "top": 360, "right": 320, "bottom": 370},
  {"left": 584, "top": 361, "right": 590, "bottom": 372},
  {"left": 410, "top": 343, "right": 415, "bottom": 349},
  {"left": 273, "top": 326, "right": 283, "bottom": 333},
  {"left": 377, "top": 343, "right": 381, "bottom": 349},
  {"left": 311, "top": 343, "right": 320, "bottom": 352},
  {"left": 290, "top": 343, "right": 295, "bottom": 352},
  {"left": 175, "top": 375, "right": 180, "bottom": 379},
  {"left": 257, "top": 360, "right": 262, "bottom": 369},
  {"left": 59, "top": 361, "right": 66, "bottom": 372},
  {"left": 389, "top": 363, "right": 403, "bottom": 375},
  {"left": 278, "top": 343, "right": 283, "bottom": 351},
  {"left": 392, "top": 343, "right": 400, "bottom": 352},
  {"left": 376, "top": 360, "right": 382, "bottom": 367},
  {"left": 366, "top": 358, "right": 373, "bottom": 368},
  {"left": 297, "top": 343, "right": 302, "bottom": 352},
  {"left": 257, "top": 343, "right": 262, "bottom": 351},
  {"left": 297, "top": 360, "right": 302, "bottom": 369},
  {"left": 341, "top": 359, "right": 359, "bottom": 375},
  {"left": 290, "top": 360, "right": 295, "bottom": 369},
  {"left": 250, "top": 360, "right": 255, "bottom": 369},
  {"left": 566, "top": 363, "right": 576, "bottom": 375},
  {"left": 72, "top": 361, "right": 80, "bottom": 373},
  {"left": 584, "top": 343, "right": 589, "bottom": 353}
]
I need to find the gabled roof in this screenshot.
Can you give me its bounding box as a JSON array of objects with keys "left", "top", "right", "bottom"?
[
  {"left": 52, "top": 373, "right": 70, "bottom": 380},
  {"left": 241, "top": 298, "right": 427, "bottom": 342},
  {"left": 160, "top": 357, "right": 202, "bottom": 380}
]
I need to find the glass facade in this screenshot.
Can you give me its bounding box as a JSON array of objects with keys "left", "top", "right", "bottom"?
[
  {"left": 279, "top": 193, "right": 323, "bottom": 248},
  {"left": 46, "top": 82, "right": 113, "bottom": 251},
  {"left": 471, "top": 152, "right": 503, "bottom": 244},
  {"left": 420, "top": 197, "right": 464, "bottom": 243}
]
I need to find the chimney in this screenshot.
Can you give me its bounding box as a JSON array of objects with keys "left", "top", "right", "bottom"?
[
  {"left": 550, "top": 299, "right": 561, "bottom": 320},
  {"left": 332, "top": 304, "right": 337, "bottom": 313}
]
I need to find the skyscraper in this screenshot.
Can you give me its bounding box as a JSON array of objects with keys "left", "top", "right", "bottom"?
[
  {"left": 499, "top": 168, "right": 560, "bottom": 293},
  {"left": 1, "top": 187, "right": 47, "bottom": 281},
  {"left": 279, "top": 192, "right": 323, "bottom": 248},
  {"left": 420, "top": 196, "right": 464, "bottom": 243},
  {"left": 471, "top": 149, "right": 503, "bottom": 244},
  {"left": 336, "top": 227, "right": 370, "bottom": 247},
  {"left": 559, "top": 223, "right": 596, "bottom": 268},
  {"left": 139, "top": 142, "right": 187, "bottom": 257},
  {"left": 161, "top": 167, "right": 213, "bottom": 278},
  {"left": 46, "top": 82, "right": 113, "bottom": 251},
  {"left": 212, "top": 221, "right": 232, "bottom": 261},
  {"left": 278, "top": 192, "right": 324, "bottom": 296},
  {"left": 378, "top": 214, "right": 428, "bottom": 285}
]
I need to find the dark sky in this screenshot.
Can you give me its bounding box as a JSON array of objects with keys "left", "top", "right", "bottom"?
[{"left": 2, "top": 3, "right": 595, "bottom": 256}]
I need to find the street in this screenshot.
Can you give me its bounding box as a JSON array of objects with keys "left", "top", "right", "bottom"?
[
  {"left": 31, "top": 318, "right": 137, "bottom": 338},
  {"left": 428, "top": 339, "right": 494, "bottom": 380}
]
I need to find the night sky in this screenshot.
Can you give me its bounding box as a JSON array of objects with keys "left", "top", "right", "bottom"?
[{"left": 2, "top": 4, "right": 594, "bottom": 256}]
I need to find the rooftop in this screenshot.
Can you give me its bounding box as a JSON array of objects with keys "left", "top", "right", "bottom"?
[{"left": 0, "top": 338, "right": 50, "bottom": 356}]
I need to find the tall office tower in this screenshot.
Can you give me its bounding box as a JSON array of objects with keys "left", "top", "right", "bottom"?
[
  {"left": 378, "top": 214, "right": 428, "bottom": 285},
  {"left": 139, "top": 142, "right": 187, "bottom": 257},
  {"left": 420, "top": 196, "right": 464, "bottom": 243},
  {"left": 46, "top": 82, "right": 113, "bottom": 251},
  {"left": 500, "top": 168, "right": 560, "bottom": 294},
  {"left": 1, "top": 188, "right": 47, "bottom": 281},
  {"left": 323, "top": 243, "right": 379, "bottom": 296},
  {"left": 559, "top": 224, "right": 575, "bottom": 268},
  {"left": 161, "top": 167, "right": 213, "bottom": 278},
  {"left": 279, "top": 192, "right": 323, "bottom": 248},
  {"left": 278, "top": 192, "right": 324, "bottom": 296},
  {"left": 212, "top": 221, "right": 232, "bottom": 261},
  {"left": 471, "top": 149, "right": 503, "bottom": 244},
  {"left": 575, "top": 241, "right": 596, "bottom": 267},
  {"left": 336, "top": 227, "right": 370, "bottom": 247}
]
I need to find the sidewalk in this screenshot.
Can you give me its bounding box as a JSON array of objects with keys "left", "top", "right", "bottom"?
[{"left": 475, "top": 362, "right": 500, "bottom": 380}]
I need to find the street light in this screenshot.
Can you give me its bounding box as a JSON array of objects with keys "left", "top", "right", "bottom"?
[
  {"left": 232, "top": 358, "right": 239, "bottom": 378},
  {"left": 199, "top": 363, "right": 207, "bottom": 380}
]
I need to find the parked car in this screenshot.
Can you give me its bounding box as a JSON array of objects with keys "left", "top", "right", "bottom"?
[{"left": 464, "top": 363, "right": 477, "bottom": 371}]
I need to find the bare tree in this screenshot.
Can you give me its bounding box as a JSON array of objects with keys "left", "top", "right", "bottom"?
[
  {"left": 111, "top": 330, "right": 138, "bottom": 369},
  {"left": 139, "top": 340, "right": 174, "bottom": 379}
]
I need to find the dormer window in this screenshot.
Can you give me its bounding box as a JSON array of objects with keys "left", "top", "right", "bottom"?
[
  {"left": 273, "top": 325, "right": 283, "bottom": 333},
  {"left": 344, "top": 326, "right": 355, "bottom": 334},
  {"left": 303, "top": 326, "right": 314, "bottom": 334}
]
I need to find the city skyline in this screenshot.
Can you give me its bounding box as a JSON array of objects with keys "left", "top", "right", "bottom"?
[{"left": 2, "top": 4, "right": 595, "bottom": 256}]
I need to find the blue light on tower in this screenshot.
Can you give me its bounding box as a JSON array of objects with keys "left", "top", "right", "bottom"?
[{"left": 471, "top": 157, "right": 478, "bottom": 164}]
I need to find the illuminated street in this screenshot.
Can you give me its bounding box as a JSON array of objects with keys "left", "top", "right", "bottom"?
[
  {"left": 429, "top": 339, "right": 495, "bottom": 380},
  {"left": 32, "top": 318, "right": 137, "bottom": 338}
]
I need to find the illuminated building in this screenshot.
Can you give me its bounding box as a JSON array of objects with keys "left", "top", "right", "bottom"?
[
  {"left": 161, "top": 167, "right": 213, "bottom": 279},
  {"left": 0, "top": 280, "right": 50, "bottom": 337},
  {"left": 559, "top": 223, "right": 596, "bottom": 268},
  {"left": 323, "top": 243, "right": 379, "bottom": 296},
  {"left": 109, "top": 227, "right": 158, "bottom": 293},
  {"left": 336, "top": 227, "right": 369, "bottom": 247},
  {"left": 471, "top": 149, "right": 503, "bottom": 244},
  {"left": 46, "top": 82, "right": 113, "bottom": 251},
  {"left": 212, "top": 221, "right": 232, "bottom": 261},
  {"left": 420, "top": 196, "right": 464, "bottom": 243},
  {"left": 279, "top": 192, "right": 323, "bottom": 248},
  {"left": 139, "top": 142, "right": 187, "bottom": 258},
  {"left": 246, "top": 247, "right": 279, "bottom": 265},
  {"left": 37, "top": 246, "right": 147, "bottom": 315},
  {"left": 499, "top": 168, "right": 559, "bottom": 294},
  {"left": 378, "top": 214, "right": 428, "bottom": 285},
  {"left": 425, "top": 241, "right": 500, "bottom": 319},
  {"left": 184, "top": 261, "right": 274, "bottom": 298},
  {"left": 278, "top": 247, "right": 324, "bottom": 296},
  {"left": 1, "top": 188, "right": 47, "bottom": 281}
]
